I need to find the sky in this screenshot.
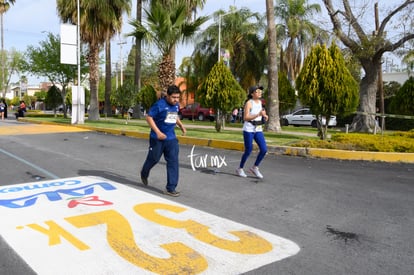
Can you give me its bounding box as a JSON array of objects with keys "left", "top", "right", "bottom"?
[
  {"left": 4, "top": 0, "right": 396, "bottom": 85},
  {"left": 5, "top": 0, "right": 266, "bottom": 85}
]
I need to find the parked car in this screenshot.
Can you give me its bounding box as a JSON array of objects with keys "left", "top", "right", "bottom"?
[
  {"left": 179, "top": 103, "right": 215, "bottom": 121},
  {"left": 282, "top": 108, "right": 337, "bottom": 127}
]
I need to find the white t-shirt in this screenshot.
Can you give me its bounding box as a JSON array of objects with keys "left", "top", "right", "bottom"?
[{"left": 242, "top": 99, "right": 263, "bottom": 132}]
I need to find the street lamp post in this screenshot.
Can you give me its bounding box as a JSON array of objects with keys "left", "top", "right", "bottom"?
[
  {"left": 118, "top": 40, "right": 127, "bottom": 87},
  {"left": 76, "top": 0, "right": 82, "bottom": 124},
  {"left": 218, "top": 11, "right": 235, "bottom": 62},
  {"left": 218, "top": 14, "right": 222, "bottom": 62},
  {"left": 217, "top": 10, "right": 236, "bottom": 129}
]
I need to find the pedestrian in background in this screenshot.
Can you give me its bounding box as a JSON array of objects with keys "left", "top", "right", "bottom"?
[
  {"left": 236, "top": 85, "right": 268, "bottom": 179},
  {"left": 231, "top": 107, "right": 238, "bottom": 123},
  {"left": 15, "top": 100, "right": 26, "bottom": 119},
  {"left": 2, "top": 99, "right": 7, "bottom": 118},
  {"left": 0, "top": 99, "right": 5, "bottom": 120},
  {"left": 140, "top": 85, "right": 186, "bottom": 197}
]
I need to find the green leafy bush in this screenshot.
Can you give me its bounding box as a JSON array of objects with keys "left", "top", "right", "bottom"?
[{"left": 291, "top": 130, "right": 414, "bottom": 152}]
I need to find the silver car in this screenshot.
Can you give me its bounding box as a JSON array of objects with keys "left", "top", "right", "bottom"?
[{"left": 282, "top": 108, "right": 337, "bottom": 127}]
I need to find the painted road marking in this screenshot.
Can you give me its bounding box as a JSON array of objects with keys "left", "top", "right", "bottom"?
[
  {"left": 0, "top": 148, "right": 60, "bottom": 179},
  {"left": 0, "top": 124, "right": 90, "bottom": 136},
  {"left": 0, "top": 176, "right": 300, "bottom": 274}
]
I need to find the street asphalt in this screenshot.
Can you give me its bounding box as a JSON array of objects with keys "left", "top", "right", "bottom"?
[{"left": 17, "top": 115, "right": 414, "bottom": 164}]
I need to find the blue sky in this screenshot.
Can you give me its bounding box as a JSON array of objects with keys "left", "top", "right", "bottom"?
[
  {"left": 4, "top": 0, "right": 396, "bottom": 85},
  {"left": 5, "top": 0, "right": 266, "bottom": 84}
]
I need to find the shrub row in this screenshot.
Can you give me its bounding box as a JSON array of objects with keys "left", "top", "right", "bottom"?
[{"left": 291, "top": 130, "right": 414, "bottom": 153}]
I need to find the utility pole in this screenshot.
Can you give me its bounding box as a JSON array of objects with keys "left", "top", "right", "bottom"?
[
  {"left": 1, "top": 13, "right": 5, "bottom": 98},
  {"left": 218, "top": 11, "right": 236, "bottom": 62},
  {"left": 118, "top": 40, "right": 127, "bottom": 87},
  {"left": 375, "top": 2, "right": 385, "bottom": 131}
]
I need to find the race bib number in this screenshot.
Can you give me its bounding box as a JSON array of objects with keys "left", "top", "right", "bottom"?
[{"left": 165, "top": 112, "right": 177, "bottom": 123}]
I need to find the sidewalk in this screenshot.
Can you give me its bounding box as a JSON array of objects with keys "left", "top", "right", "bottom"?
[
  {"left": 107, "top": 117, "right": 319, "bottom": 137},
  {"left": 14, "top": 117, "right": 414, "bottom": 164}
]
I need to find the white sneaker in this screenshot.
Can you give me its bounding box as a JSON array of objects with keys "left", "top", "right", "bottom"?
[
  {"left": 250, "top": 166, "right": 263, "bottom": 179},
  {"left": 236, "top": 168, "right": 247, "bottom": 178}
]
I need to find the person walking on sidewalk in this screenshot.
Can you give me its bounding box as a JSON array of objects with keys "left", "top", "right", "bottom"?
[
  {"left": 140, "top": 85, "right": 186, "bottom": 197},
  {"left": 0, "top": 99, "right": 6, "bottom": 120},
  {"left": 236, "top": 85, "right": 268, "bottom": 179}
]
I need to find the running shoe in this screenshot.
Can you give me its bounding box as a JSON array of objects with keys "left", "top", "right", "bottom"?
[
  {"left": 236, "top": 168, "right": 247, "bottom": 178},
  {"left": 250, "top": 166, "right": 263, "bottom": 179}
]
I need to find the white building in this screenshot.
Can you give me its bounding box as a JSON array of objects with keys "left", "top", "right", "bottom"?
[{"left": 382, "top": 71, "right": 413, "bottom": 85}]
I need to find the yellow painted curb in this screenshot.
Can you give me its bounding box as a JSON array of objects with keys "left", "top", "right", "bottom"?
[
  {"left": 177, "top": 136, "right": 210, "bottom": 147},
  {"left": 19, "top": 118, "right": 414, "bottom": 164},
  {"left": 307, "top": 148, "right": 414, "bottom": 163}
]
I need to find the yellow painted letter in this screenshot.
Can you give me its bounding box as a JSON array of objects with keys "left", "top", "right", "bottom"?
[
  {"left": 135, "top": 203, "right": 272, "bottom": 254},
  {"left": 66, "top": 209, "right": 207, "bottom": 275}
]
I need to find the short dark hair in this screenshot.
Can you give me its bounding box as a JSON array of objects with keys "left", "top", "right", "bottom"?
[{"left": 166, "top": 85, "right": 181, "bottom": 95}]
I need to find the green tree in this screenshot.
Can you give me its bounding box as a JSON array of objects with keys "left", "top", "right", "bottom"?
[
  {"left": 383, "top": 81, "right": 401, "bottom": 101},
  {"left": 157, "top": 0, "right": 206, "bottom": 63},
  {"left": 296, "top": 43, "right": 359, "bottom": 139},
  {"left": 390, "top": 76, "right": 414, "bottom": 115},
  {"left": 128, "top": 1, "right": 208, "bottom": 94},
  {"left": 275, "top": 0, "right": 322, "bottom": 84},
  {"left": 401, "top": 50, "right": 414, "bottom": 73},
  {"left": 0, "top": 0, "right": 15, "bottom": 96},
  {"left": 126, "top": 47, "right": 161, "bottom": 92},
  {"left": 382, "top": 80, "right": 401, "bottom": 117},
  {"left": 177, "top": 56, "right": 204, "bottom": 107},
  {"left": 197, "top": 61, "right": 245, "bottom": 132},
  {"left": 323, "top": 0, "right": 414, "bottom": 133},
  {"left": 22, "top": 94, "right": 34, "bottom": 110},
  {"left": 34, "top": 90, "right": 47, "bottom": 102},
  {"left": 0, "top": 48, "right": 23, "bottom": 98},
  {"left": 278, "top": 70, "right": 296, "bottom": 114},
  {"left": 193, "top": 7, "right": 266, "bottom": 89},
  {"left": 111, "top": 80, "right": 137, "bottom": 118},
  {"left": 22, "top": 33, "right": 88, "bottom": 118},
  {"left": 57, "top": 0, "right": 131, "bottom": 121},
  {"left": 45, "top": 85, "right": 62, "bottom": 116},
  {"left": 137, "top": 84, "right": 157, "bottom": 113}
]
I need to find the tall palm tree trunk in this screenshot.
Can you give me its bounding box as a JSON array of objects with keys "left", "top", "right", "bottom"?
[
  {"left": 105, "top": 37, "right": 112, "bottom": 117},
  {"left": 0, "top": 0, "right": 16, "bottom": 98},
  {"left": 266, "top": 0, "right": 281, "bottom": 132},
  {"left": 88, "top": 43, "right": 101, "bottom": 120},
  {"left": 1, "top": 13, "right": 4, "bottom": 98},
  {"left": 134, "top": 0, "right": 142, "bottom": 90},
  {"left": 134, "top": 0, "right": 143, "bottom": 118}
]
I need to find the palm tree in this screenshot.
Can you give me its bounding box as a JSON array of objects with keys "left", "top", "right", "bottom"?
[
  {"left": 266, "top": 0, "right": 281, "bottom": 132},
  {"left": 132, "top": 0, "right": 205, "bottom": 90},
  {"left": 128, "top": 1, "right": 208, "bottom": 93},
  {"left": 131, "top": 1, "right": 205, "bottom": 112},
  {"left": 104, "top": 37, "right": 112, "bottom": 117},
  {"left": 181, "top": 0, "right": 207, "bottom": 20},
  {"left": 193, "top": 7, "right": 266, "bottom": 89},
  {"left": 133, "top": 0, "right": 146, "bottom": 119},
  {"left": 0, "top": 0, "right": 15, "bottom": 97},
  {"left": 156, "top": 0, "right": 206, "bottom": 63},
  {"left": 57, "top": 0, "right": 131, "bottom": 120},
  {"left": 275, "top": 0, "right": 321, "bottom": 84}
]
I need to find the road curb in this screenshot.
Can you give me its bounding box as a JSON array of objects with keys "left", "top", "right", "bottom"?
[{"left": 20, "top": 118, "right": 414, "bottom": 164}]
